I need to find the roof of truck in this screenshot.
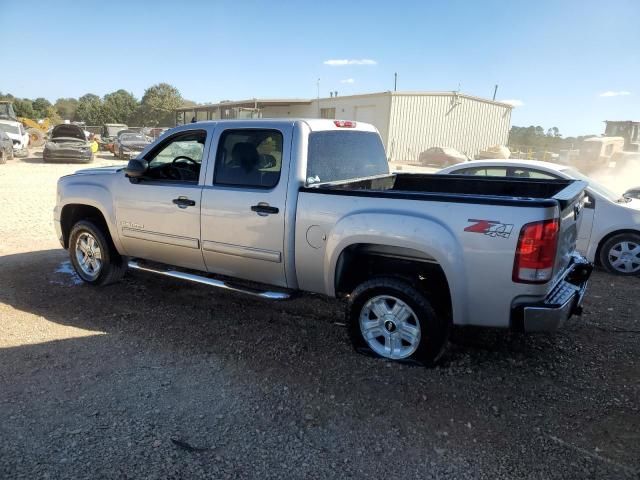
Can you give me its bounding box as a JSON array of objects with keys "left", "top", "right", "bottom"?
[{"left": 173, "top": 118, "right": 378, "bottom": 133}]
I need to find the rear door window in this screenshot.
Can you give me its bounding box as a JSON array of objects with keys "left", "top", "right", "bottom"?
[{"left": 213, "top": 129, "right": 283, "bottom": 189}]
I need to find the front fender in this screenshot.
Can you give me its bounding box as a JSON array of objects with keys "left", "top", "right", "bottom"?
[
  {"left": 57, "top": 178, "right": 123, "bottom": 253},
  {"left": 324, "top": 211, "right": 469, "bottom": 325}
]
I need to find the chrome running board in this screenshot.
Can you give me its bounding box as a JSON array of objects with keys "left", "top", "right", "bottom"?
[{"left": 127, "top": 260, "right": 291, "bottom": 300}]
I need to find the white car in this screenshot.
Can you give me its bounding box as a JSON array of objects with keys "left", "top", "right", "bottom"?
[
  {"left": 439, "top": 159, "right": 640, "bottom": 276},
  {"left": 0, "top": 119, "right": 29, "bottom": 157}
]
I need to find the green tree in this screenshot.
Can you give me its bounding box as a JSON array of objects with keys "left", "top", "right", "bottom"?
[
  {"left": 75, "top": 94, "right": 105, "bottom": 125},
  {"left": 32, "top": 97, "right": 53, "bottom": 119},
  {"left": 13, "top": 99, "right": 35, "bottom": 119},
  {"left": 54, "top": 98, "right": 79, "bottom": 121},
  {"left": 103, "top": 89, "right": 138, "bottom": 124},
  {"left": 140, "top": 83, "right": 183, "bottom": 126}
]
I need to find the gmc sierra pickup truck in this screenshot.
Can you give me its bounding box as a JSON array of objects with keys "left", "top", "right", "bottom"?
[{"left": 55, "top": 119, "right": 592, "bottom": 365}]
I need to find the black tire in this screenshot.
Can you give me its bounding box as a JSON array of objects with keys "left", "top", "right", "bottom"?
[
  {"left": 599, "top": 232, "right": 640, "bottom": 276},
  {"left": 347, "top": 276, "right": 449, "bottom": 366},
  {"left": 68, "top": 220, "right": 128, "bottom": 286}
]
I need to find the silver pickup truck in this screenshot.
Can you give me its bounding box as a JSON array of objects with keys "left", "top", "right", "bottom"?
[{"left": 54, "top": 119, "right": 592, "bottom": 365}]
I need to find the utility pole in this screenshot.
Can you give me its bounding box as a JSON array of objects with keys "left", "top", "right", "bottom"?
[
  {"left": 492, "top": 84, "right": 498, "bottom": 101},
  {"left": 394, "top": 72, "right": 397, "bottom": 92},
  {"left": 317, "top": 78, "right": 320, "bottom": 117}
]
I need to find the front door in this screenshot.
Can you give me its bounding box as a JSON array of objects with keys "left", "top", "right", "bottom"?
[
  {"left": 200, "top": 125, "right": 292, "bottom": 287},
  {"left": 113, "top": 128, "right": 211, "bottom": 271}
]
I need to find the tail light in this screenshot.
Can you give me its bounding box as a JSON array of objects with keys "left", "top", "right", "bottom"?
[
  {"left": 513, "top": 218, "right": 559, "bottom": 283},
  {"left": 334, "top": 120, "right": 356, "bottom": 128}
]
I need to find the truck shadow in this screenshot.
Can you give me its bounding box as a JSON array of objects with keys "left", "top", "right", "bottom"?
[{"left": 0, "top": 248, "right": 570, "bottom": 371}]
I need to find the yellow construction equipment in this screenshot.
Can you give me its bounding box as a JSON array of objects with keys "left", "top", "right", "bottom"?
[{"left": 18, "top": 117, "right": 51, "bottom": 147}]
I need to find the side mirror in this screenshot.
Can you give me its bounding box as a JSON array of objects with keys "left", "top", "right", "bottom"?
[{"left": 124, "top": 158, "right": 148, "bottom": 179}]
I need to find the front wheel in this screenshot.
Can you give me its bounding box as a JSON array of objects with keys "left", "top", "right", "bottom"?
[
  {"left": 347, "top": 277, "right": 449, "bottom": 365},
  {"left": 599, "top": 233, "right": 640, "bottom": 276},
  {"left": 68, "top": 220, "right": 128, "bottom": 285}
]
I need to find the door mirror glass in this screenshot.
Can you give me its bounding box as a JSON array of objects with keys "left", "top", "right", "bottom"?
[{"left": 124, "top": 158, "right": 148, "bottom": 178}]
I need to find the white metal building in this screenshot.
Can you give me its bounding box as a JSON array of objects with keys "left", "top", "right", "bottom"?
[{"left": 175, "top": 91, "right": 513, "bottom": 162}]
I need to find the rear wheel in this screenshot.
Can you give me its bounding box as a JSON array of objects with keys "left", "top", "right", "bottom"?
[
  {"left": 68, "top": 220, "right": 127, "bottom": 286},
  {"left": 599, "top": 233, "right": 640, "bottom": 276},
  {"left": 347, "top": 276, "right": 449, "bottom": 365}
]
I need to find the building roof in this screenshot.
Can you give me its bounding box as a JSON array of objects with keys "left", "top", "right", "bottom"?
[
  {"left": 175, "top": 98, "right": 311, "bottom": 112},
  {"left": 176, "top": 91, "right": 513, "bottom": 112}
]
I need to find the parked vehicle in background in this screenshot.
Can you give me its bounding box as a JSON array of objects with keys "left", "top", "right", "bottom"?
[
  {"left": 54, "top": 119, "right": 591, "bottom": 365},
  {"left": 0, "top": 131, "right": 14, "bottom": 164},
  {"left": 100, "top": 124, "right": 128, "bottom": 152},
  {"left": 114, "top": 132, "right": 151, "bottom": 159},
  {"left": 575, "top": 137, "right": 625, "bottom": 173},
  {"left": 43, "top": 124, "right": 93, "bottom": 163},
  {"left": 624, "top": 187, "right": 640, "bottom": 200},
  {"left": 439, "top": 159, "right": 640, "bottom": 275},
  {"left": 0, "top": 100, "right": 17, "bottom": 121},
  {"left": 605, "top": 120, "right": 640, "bottom": 152},
  {"left": 418, "top": 146, "right": 467, "bottom": 168},
  {"left": 0, "top": 119, "right": 29, "bottom": 157}
]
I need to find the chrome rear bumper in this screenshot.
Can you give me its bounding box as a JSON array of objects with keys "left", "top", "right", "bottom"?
[{"left": 513, "top": 255, "right": 592, "bottom": 332}]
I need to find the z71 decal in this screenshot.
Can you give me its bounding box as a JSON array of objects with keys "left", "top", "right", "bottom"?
[{"left": 464, "top": 219, "right": 514, "bottom": 238}]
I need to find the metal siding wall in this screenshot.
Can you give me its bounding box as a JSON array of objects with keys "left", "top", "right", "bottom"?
[{"left": 388, "top": 94, "right": 512, "bottom": 162}]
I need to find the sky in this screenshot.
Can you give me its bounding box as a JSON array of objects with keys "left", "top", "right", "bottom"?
[{"left": 1, "top": 0, "right": 639, "bottom": 136}]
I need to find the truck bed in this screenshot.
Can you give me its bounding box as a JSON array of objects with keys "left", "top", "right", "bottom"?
[{"left": 302, "top": 173, "right": 586, "bottom": 210}]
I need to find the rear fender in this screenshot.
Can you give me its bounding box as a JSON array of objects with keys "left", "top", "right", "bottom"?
[{"left": 325, "top": 211, "right": 469, "bottom": 325}]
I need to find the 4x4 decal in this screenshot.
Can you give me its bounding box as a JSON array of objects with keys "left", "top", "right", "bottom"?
[{"left": 464, "top": 219, "right": 514, "bottom": 238}]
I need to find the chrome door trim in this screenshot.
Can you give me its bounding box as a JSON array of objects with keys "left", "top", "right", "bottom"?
[
  {"left": 202, "top": 240, "right": 281, "bottom": 263},
  {"left": 122, "top": 227, "right": 200, "bottom": 249}
]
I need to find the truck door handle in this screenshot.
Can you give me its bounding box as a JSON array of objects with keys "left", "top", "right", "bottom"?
[
  {"left": 251, "top": 203, "right": 279, "bottom": 215},
  {"left": 172, "top": 197, "right": 196, "bottom": 208}
]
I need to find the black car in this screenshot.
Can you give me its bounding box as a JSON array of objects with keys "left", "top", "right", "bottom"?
[
  {"left": 0, "top": 130, "right": 13, "bottom": 164},
  {"left": 114, "top": 132, "right": 151, "bottom": 159},
  {"left": 43, "top": 124, "right": 93, "bottom": 163}
]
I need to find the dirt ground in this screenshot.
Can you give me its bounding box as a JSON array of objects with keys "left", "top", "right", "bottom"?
[{"left": 0, "top": 150, "right": 639, "bottom": 479}]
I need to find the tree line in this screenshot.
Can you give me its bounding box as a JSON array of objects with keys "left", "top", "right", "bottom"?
[
  {"left": 508, "top": 125, "right": 596, "bottom": 152},
  {"left": 0, "top": 83, "right": 195, "bottom": 127}
]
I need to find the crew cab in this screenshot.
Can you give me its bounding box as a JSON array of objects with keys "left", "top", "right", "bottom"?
[{"left": 54, "top": 119, "right": 592, "bottom": 365}]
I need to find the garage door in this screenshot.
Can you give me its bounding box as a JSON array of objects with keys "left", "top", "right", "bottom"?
[{"left": 354, "top": 105, "right": 377, "bottom": 125}]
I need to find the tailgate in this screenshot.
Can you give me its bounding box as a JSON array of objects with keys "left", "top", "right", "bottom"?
[{"left": 552, "top": 180, "right": 588, "bottom": 280}]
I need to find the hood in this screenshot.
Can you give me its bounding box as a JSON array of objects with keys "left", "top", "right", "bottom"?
[
  {"left": 73, "top": 165, "right": 124, "bottom": 175},
  {"left": 49, "top": 136, "right": 88, "bottom": 145},
  {"left": 51, "top": 124, "right": 86, "bottom": 140},
  {"left": 120, "top": 140, "right": 149, "bottom": 149}
]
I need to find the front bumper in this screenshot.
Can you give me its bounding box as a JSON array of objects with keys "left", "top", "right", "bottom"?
[
  {"left": 122, "top": 150, "right": 141, "bottom": 159},
  {"left": 44, "top": 149, "right": 93, "bottom": 163},
  {"left": 13, "top": 146, "right": 28, "bottom": 157},
  {"left": 513, "top": 255, "right": 593, "bottom": 332}
]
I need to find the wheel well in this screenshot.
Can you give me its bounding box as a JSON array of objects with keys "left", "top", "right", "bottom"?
[
  {"left": 60, "top": 204, "right": 110, "bottom": 249},
  {"left": 595, "top": 229, "right": 640, "bottom": 265},
  {"left": 335, "top": 243, "right": 452, "bottom": 319}
]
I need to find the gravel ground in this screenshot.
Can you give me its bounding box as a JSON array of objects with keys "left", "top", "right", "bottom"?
[{"left": 0, "top": 151, "right": 639, "bottom": 479}]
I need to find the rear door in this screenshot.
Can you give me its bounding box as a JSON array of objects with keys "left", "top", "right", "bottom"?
[{"left": 200, "top": 124, "right": 292, "bottom": 287}]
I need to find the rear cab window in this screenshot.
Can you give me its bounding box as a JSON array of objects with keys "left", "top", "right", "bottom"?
[{"left": 306, "top": 131, "right": 388, "bottom": 184}]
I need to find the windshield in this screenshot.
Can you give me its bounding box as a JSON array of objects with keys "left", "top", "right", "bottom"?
[
  {"left": 0, "top": 123, "right": 20, "bottom": 135},
  {"left": 562, "top": 167, "right": 623, "bottom": 202},
  {"left": 121, "top": 134, "right": 146, "bottom": 142},
  {"left": 306, "top": 131, "right": 389, "bottom": 184}
]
